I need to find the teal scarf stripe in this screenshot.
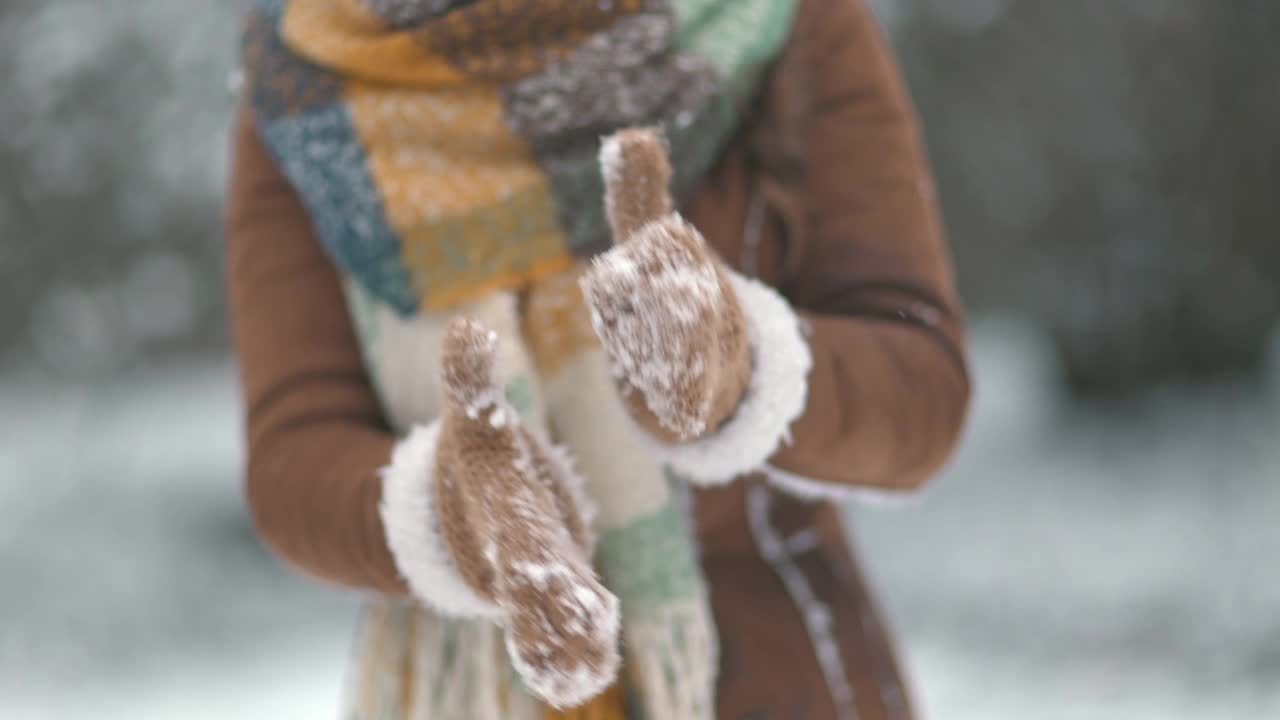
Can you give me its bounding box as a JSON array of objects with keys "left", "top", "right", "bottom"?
[
  {"left": 674, "top": 0, "right": 798, "bottom": 107},
  {"left": 261, "top": 106, "right": 418, "bottom": 315},
  {"left": 245, "top": 8, "right": 420, "bottom": 314},
  {"left": 594, "top": 497, "right": 707, "bottom": 618}
]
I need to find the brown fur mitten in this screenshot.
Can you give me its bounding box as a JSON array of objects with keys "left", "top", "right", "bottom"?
[
  {"left": 433, "top": 317, "right": 621, "bottom": 708},
  {"left": 581, "top": 128, "right": 752, "bottom": 442}
]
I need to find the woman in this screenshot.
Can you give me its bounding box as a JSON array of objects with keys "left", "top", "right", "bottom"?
[{"left": 225, "top": 0, "right": 969, "bottom": 717}]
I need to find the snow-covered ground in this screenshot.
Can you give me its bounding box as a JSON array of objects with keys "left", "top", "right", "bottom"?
[
  {"left": 2, "top": 317, "right": 1277, "bottom": 719},
  {"left": 850, "top": 319, "right": 1280, "bottom": 719}
]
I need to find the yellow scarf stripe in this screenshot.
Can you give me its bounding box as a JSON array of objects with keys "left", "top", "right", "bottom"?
[
  {"left": 521, "top": 264, "right": 603, "bottom": 379},
  {"left": 344, "top": 78, "right": 574, "bottom": 310},
  {"left": 282, "top": 0, "right": 469, "bottom": 87}
]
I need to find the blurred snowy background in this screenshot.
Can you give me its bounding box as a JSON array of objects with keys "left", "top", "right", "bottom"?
[{"left": 1, "top": 1, "right": 1277, "bottom": 718}]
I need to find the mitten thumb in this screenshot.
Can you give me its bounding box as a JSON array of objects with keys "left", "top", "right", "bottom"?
[
  {"left": 440, "top": 316, "right": 500, "bottom": 416},
  {"left": 601, "top": 127, "right": 674, "bottom": 243}
]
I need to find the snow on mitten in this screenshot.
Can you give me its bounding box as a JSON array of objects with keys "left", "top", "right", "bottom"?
[
  {"left": 432, "top": 317, "right": 621, "bottom": 708},
  {"left": 581, "top": 128, "right": 752, "bottom": 443}
]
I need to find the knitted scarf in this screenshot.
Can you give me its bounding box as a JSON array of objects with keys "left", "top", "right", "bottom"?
[
  {"left": 240, "top": 1, "right": 795, "bottom": 717},
  {"left": 242, "top": 0, "right": 795, "bottom": 314}
]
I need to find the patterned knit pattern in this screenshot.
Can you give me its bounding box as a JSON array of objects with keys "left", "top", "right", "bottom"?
[{"left": 241, "top": 0, "right": 795, "bottom": 314}]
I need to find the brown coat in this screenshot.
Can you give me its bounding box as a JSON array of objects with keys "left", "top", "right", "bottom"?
[{"left": 224, "top": 0, "right": 970, "bottom": 717}]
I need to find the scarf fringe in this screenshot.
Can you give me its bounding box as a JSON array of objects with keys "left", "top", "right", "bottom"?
[
  {"left": 345, "top": 567, "right": 719, "bottom": 719},
  {"left": 624, "top": 598, "right": 719, "bottom": 720},
  {"left": 348, "top": 604, "right": 542, "bottom": 720}
]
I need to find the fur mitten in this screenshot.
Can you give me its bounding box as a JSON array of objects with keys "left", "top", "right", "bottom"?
[
  {"left": 432, "top": 317, "right": 621, "bottom": 708},
  {"left": 582, "top": 128, "right": 752, "bottom": 443}
]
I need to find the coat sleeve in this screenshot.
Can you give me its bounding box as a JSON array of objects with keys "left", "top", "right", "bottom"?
[
  {"left": 766, "top": 0, "right": 971, "bottom": 495},
  {"left": 225, "top": 102, "right": 407, "bottom": 593}
]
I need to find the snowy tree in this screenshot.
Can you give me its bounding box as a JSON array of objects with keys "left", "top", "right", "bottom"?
[
  {"left": 0, "top": 0, "right": 241, "bottom": 375},
  {"left": 883, "top": 0, "right": 1280, "bottom": 392}
]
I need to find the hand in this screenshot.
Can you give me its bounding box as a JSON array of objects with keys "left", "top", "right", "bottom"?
[
  {"left": 433, "top": 317, "right": 620, "bottom": 708},
  {"left": 581, "top": 128, "right": 751, "bottom": 443}
]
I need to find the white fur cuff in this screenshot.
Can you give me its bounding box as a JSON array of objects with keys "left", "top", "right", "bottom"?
[
  {"left": 380, "top": 421, "right": 502, "bottom": 618},
  {"left": 649, "top": 272, "right": 812, "bottom": 484}
]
